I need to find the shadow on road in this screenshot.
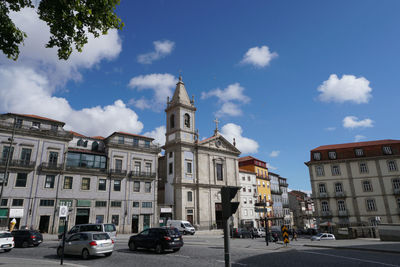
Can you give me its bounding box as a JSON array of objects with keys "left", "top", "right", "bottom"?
[{"left": 117, "top": 248, "right": 176, "bottom": 255}]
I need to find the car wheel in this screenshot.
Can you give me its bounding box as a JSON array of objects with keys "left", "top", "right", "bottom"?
[
  {"left": 104, "top": 252, "right": 112, "bottom": 257},
  {"left": 155, "top": 243, "right": 164, "bottom": 254},
  {"left": 172, "top": 248, "right": 180, "bottom": 252},
  {"left": 129, "top": 241, "right": 137, "bottom": 251},
  {"left": 22, "top": 241, "right": 29, "bottom": 248},
  {"left": 183, "top": 231, "right": 187, "bottom": 235},
  {"left": 57, "top": 247, "right": 63, "bottom": 257},
  {"left": 4, "top": 249, "right": 12, "bottom": 252},
  {"left": 82, "top": 249, "right": 90, "bottom": 260},
  {"left": 191, "top": 232, "right": 195, "bottom": 235}
]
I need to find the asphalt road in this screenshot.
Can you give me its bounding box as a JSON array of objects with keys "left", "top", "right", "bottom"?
[{"left": 1, "top": 237, "right": 399, "bottom": 267}]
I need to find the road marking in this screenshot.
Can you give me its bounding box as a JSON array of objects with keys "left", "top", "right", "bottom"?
[
  {"left": 216, "top": 260, "right": 247, "bottom": 266},
  {"left": 302, "top": 250, "right": 400, "bottom": 266}
]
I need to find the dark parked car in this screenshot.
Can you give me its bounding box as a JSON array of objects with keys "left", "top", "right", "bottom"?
[
  {"left": 128, "top": 227, "right": 183, "bottom": 254},
  {"left": 12, "top": 230, "right": 43, "bottom": 248},
  {"left": 231, "top": 228, "right": 252, "bottom": 238}
]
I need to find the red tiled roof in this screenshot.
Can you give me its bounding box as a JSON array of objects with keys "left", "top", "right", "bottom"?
[
  {"left": 238, "top": 155, "right": 266, "bottom": 164},
  {"left": 311, "top": 139, "right": 400, "bottom": 151},
  {"left": 69, "top": 131, "right": 86, "bottom": 137},
  {"left": 8, "top": 113, "right": 64, "bottom": 124},
  {"left": 91, "top": 136, "right": 105, "bottom": 140}
]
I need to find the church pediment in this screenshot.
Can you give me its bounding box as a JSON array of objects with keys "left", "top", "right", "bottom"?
[{"left": 197, "top": 134, "right": 241, "bottom": 154}]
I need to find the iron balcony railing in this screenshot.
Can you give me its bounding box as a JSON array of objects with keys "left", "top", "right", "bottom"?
[
  {"left": 319, "top": 192, "right": 329, "bottom": 198},
  {"left": 39, "top": 162, "right": 64, "bottom": 171},
  {"left": 65, "top": 165, "right": 107, "bottom": 173},
  {"left": 109, "top": 169, "right": 128, "bottom": 176},
  {"left": 0, "top": 120, "right": 73, "bottom": 139},
  {"left": 338, "top": 210, "right": 348, "bottom": 217},
  {"left": 129, "top": 171, "right": 157, "bottom": 179},
  {"left": 0, "top": 158, "right": 36, "bottom": 169},
  {"left": 394, "top": 188, "right": 400, "bottom": 195},
  {"left": 321, "top": 211, "right": 332, "bottom": 217},
  {"left": 107, "top": 139, "right": 160, "bottom": 152},
  {"left": 335, "top": 191, "right": 346, "bottom": 198}
]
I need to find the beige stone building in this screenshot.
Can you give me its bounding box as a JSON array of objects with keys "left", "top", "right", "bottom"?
[
  {"left": 305, "top": 140, "right": 400, "bottom": 231},
  {"left": 158, "top": 76, "right": 241, "bottom": 230}
]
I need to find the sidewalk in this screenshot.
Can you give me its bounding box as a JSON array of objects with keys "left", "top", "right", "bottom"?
[{"left": 279, "top": 237, "right": 400, "bottom": 254}]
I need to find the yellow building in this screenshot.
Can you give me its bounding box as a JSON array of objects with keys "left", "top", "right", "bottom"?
[{"left": 239, "top": 156, "right": 272, "bottom": 228}]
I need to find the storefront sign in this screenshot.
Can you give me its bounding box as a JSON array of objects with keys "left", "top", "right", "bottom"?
[
  {"left": 160, "top": 208, "right": 172, "bottom": 213},
  {"left": 9, "top": 208, "right": 24, "bottom": 218}
]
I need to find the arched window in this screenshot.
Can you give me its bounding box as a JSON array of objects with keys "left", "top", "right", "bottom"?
[
  {"left": 92, "top": 141, "right": 99, "bottom": 151},
  {"left": 83, "top": 141, "right": 88, "bottom": 147},
  {"left": 170, "top": 114, "right": 175, "bottom": 129},
  {"left": 77, "top": 139, "right": 83, "bottom": 146},
  {"left": 184, "top": 113, "right": 190, "bottom": 128}
]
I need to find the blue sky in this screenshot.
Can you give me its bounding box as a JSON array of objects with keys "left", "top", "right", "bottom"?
[{"left": 1, "top": 1, "right": 400, "bottom": 191}]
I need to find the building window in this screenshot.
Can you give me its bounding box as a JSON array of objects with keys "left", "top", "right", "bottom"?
[
  {"left": 216, "top": 163, "right": 223, "bottom": 181},
  {"left": 49, "top": 151, "right": 58, "bottom": 165},
  {"left": 134, "top": 162, "right": 141, "bottom": 174},
  {"left": 328, "top": 151, "right": 337, "bottom": 160},
  {"left": 170, "top": 114, "right": 175, "bottom": 129},
  {"left": 81, "top": 177, "right": 90, "bottom": 190},
  {"left": 355, "top": 148, "right": 364, "bottom": 157},
  {"left": 249, "top": 198, "right": 253, "bottom": 204},
  {"left": 335, "top": 182, "right": 343, "bottom": 193},
  {"left": 12, "top": 199, "right": 24, "bottom": 206},
  {"left": 262, "top": 182, "right": 265, "bottom": 187},
  {"left": 77, "top": 139, "right": 84, "bottom": 147},
  {"left": 2, "top": 146, "right": 14, "bottom": 160},
  {"left": 366, "top": 199, "right": 377, "bottom": 211},
  {"left": 383, "top": 146, "right": 393, "bottom": 155},
  {"left": 0, "top": 198, "right": 8, "bottom": 206},
  {"left": 145, "top": 182, "right": 151, "bottom": 193},
  {"left": 96, "top": 215, "right": 104, "bottom": 224},
  {"left": 40, "top": 199, "right": 54, "bottom": 206},
  {"left": 242, "top": 187, "right": 246, "bottom": 192},
  {"left": 169, "top": 163, "right": 173, "bottom": 175},
  {"left": 242, "top": 176, "right": 245, "bottom": 181},
  {"left": 318, "top": 183, "right": 326, "bottom": 193},
  {"left": 111, "top": 201, "right": 121, "bottom": 207},
  {"left": 362, "top": 180, "right": 373, "bottom": 192},
  {"left": 32, "top": 121, "right": 40, "bottom": 129},
  {"left": 115, "top": 159, "right": 122, "bottom": 171},
  {"left": 313, "top": 152, "right": 321, "bottom": 160},
  {"left": 95, "top": 201, "right": 107, "bottom": 207},
  {"left": 144, "top": 140, "right": 150, "bottom": 148},
  {"left": 393, "top": 178, "right": 400, "bottom": 190},
  {"left": 133, "top": 138, "right": 139, "bottom": 147},
  {"left": 186, "top": 161, "right": 192, "bottom": 174},
  {"left": 15, "top": 173, "right": 27, "bottom": 187},
  {"left": 187, "top": 191, "right": 193, "bottom": 202},
  {"left": 331, "top": 165, "right": 341, "bottom": 176},
  {"left": 143, "top": 214, "right": 150, "bottom": 230},
  {"left": 133, "top": 202, "right": 139, "bottom": 208},
  {"left": 388, "top": 160, "right": 397, "bottom": 172},
  {"left": 51, "top": 125, "right": 58, "bottom": 132},
  {"left": 243, "top": 198, "right": 247, "bottom": 204},
  {"left": 315, "top": 165, "right": 324, "bottom": 176},
  {"left": 133, "top": 181, "right": 140, "bottom": 192},
  {"left": 118, "top": 136, "right": 124, "bottom": 144},
  {"left": 321, "top": 201, "right": 329, "bottom": 212},
  {"left": 112, "top": 215, "right": 119, "bottom": 226},
  {"left": 0, "top": 173, "right": 8, "bottom": 187},
  {"left": 92, "top": 141, "right": 99, "bottom": 151},
  {"left": 142, "top": 202, "right": 152, "bottom": 208},
  {"left": 113, "top": 180, "right": 121, "bottom": 191},
  {"left": 184, "top": 113, "right": 190, "bottom": 128},
  {"left": 359, "top": 162, "right": 368, "bottom": 173},
  {"left": 145, "top": 162, "right": 151, "bottom": 174},
  {"left": 15, "top": 118, "right": 23, "bottom": 128},
  {"left": 169, "top": 152, "right": 173, "bottom": 158},
  {"left": 337, "top": 200, "right": 346, "bottom": 211},
  {"left": 20, "top": 148, "right": 32, "bottom": 163},
  {"left": 63, "top": 176, "right": 73, "bottom": 189},
  {"left": 98, "top": 179, "right": 106, "bottom": 191},
  {"left": 248, "top": 176, "right": 251, "bottom": 181},
  {"left": 397, "top": 198, "right": 400, "bottom": 209}
]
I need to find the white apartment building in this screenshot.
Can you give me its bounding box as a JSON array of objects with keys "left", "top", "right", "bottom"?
[{"left": 238, "top": 169, "right": 258, "bottom": 227}]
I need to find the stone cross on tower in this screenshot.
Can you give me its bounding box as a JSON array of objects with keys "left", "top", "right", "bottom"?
[{"left": 214, "top": 118, "right": 220, "bottom": 135}]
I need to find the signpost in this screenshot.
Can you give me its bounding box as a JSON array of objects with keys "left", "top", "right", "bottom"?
[
  {"left": 281, "top": 225, "right": 290, "bottom": 246},
  {"left": 59, "top": 206, "right": 68, "bottom": 265}
]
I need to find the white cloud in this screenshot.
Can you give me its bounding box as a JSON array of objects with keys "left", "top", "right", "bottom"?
[
  {"left": 325, "top": 127, "right": 336, "bottom": 131},
  {"left": 7, "top": 8, "right": 122, "bottom": 86},
  {"left": 201, "top": 83, "right": 250, "bottom": 117},
  {"left": 317, "top": 74, "right": 372, "bottom": 104},
  {"left": 128, "top": 73, "right": 177, "bottom": 111},
  {"left": 128, "top": 98, "right": 152, "bottom": 110},
  {"left": 354, "top": 135, "right": 367, "bottom": 142},
  {"left": 269, "top": 151, "right": 280, "bottom": 158},
  {"left": 240, "top": 45, "right": 278, "bottom": 68},
  {"left": 137, "top": 40, "right": 175, "bottom": 64},
  {"left": 343, "top": 116, "right": 374, "bottom": 129},
  {"left": 0, "top": 67, "right": 143, "bottom": 138},
  {"left": 220, "top": 123, "right": 259, "bottom": 154},
  {"left": 268, "top": 164, "right": 278, "bottom": 171},
  {"left": 144, "top": 126, "right": 166, "bottom": 146}
]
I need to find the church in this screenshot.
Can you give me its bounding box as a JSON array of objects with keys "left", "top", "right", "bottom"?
[{"left": 158, "top": 76, "right": 242, "bottom": 230}]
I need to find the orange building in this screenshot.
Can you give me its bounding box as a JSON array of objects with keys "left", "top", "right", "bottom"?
[{"left": 239, "top": 156, "right": 272, "bottom": 227}]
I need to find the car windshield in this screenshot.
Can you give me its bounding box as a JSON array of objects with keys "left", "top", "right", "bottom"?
[
  {"left": 0, "top": 232, "right": 12, "bottom": 238},
  {"left": 104, "top": 224, "right": 116, "bottom": 232},
  {"left": 183, "top": 223, "right": 192, "bottom": 227},
  {"left": 315, "top": 233, "right": 324, "bottom": 237},
  {"left": 93, "top": 233, "right": 110, "bottom": 240},
  {"left": 80, "top": 225, "right": 102, "bottom": 232}
]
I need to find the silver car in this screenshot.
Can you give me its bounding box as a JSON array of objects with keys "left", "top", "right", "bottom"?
[
  {"left": 57, "top": 232, "right": 114, "bottom": 260},
  {"left": 0, "top": 231, "right": 14, "bottom": 252}
]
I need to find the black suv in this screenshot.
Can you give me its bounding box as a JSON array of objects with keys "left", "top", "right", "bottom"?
[
  {"left": 128, "top": 227, "right": 183, "bottom": 253},
  {"left": 12, "top": 230, "right": 43, "bottom": 248}
]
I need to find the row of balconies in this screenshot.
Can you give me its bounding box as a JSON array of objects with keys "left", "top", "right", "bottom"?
[
  {"left": 0, "top": 119, "right": 73, "bottom": 139},
  {"left": 106, "top": 139, "right": 160, "bottom": 153},
  {"left": 316, "top": 189, "right": 400, "bottom": 198},
  {"left": 320, "top": 210, "right": 349, "bottom": 217},
  {"left": 0, "top": 160, "right": 156, "bottom": 179}
]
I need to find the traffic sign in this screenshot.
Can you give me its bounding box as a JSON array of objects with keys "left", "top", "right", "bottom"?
[
  {"left": 281, "top": 225, "right": 289, "bottom": 244},
  {"left": 59, "top": 206, "right": 68, "bottom": 217}
]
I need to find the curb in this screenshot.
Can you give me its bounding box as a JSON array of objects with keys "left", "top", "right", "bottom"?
[{"left": 303, "top": 244, "right": 400, "bottom": 254}]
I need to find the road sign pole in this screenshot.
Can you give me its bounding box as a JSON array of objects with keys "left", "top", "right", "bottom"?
[
  {"left": 60, "top": 215, "right": 67, "bottom": 265},
  {"left": 264, "top": 201, "right": 268, "bottom": 246},
  {"left": 223, "top": 216, "right": 230, "bottom": 267}
]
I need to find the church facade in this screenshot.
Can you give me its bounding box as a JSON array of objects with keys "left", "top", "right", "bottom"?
[{"left": 159, "top": 76, "right": 241, "bottom": 230}]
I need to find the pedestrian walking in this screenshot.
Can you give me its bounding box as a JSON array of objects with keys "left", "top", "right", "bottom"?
[{"left": 291, "top": 230, "right": 297, "bottom": 241}]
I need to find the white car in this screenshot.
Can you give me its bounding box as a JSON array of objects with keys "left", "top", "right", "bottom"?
[
  {"left": 0, "top": 231, "right": 14, "bottom": 252},
  {"left": 311, "top": 233, "right": 336, "bottom": 241},
  {"left": 256, "top": 228, "right": 266, "bottom": 238}
]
